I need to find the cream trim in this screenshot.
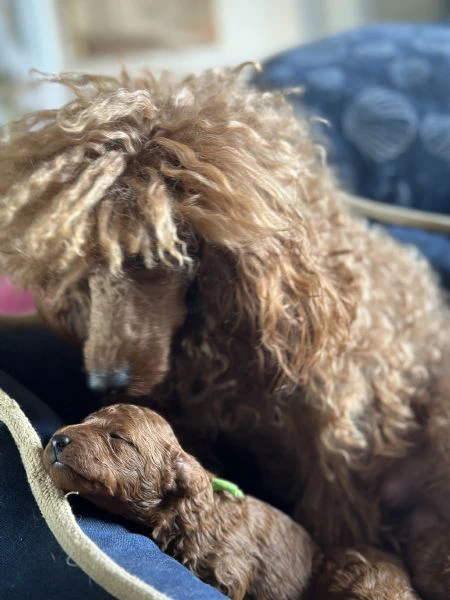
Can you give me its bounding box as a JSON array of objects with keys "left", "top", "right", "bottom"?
[
  {"left": 0, "top": 389, "right": 171, "bottom": 600},
  {"left": 344, "top": 195, "right": 450, "bottom": 234}
]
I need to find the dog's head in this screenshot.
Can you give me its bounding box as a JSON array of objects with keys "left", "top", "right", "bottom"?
[
  {"left": 38, "top": 262, "right": 191, "bottom": 396},
  {"left": 0, "top": 66, "right": 356, "bottom": 396},
  {"left": 43, "top": 404, "right": 206, "bottom": 520}
]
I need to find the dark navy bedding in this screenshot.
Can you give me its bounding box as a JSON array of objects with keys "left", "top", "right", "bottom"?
[{"left": 0, "top": 335, "right": 225, "bottom": 600}]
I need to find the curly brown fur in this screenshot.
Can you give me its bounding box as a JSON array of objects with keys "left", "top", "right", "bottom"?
[
  {"left": 407, "top": 511, "right": 450, "bottom": 600},
  {"left": 313, "top": 546, "right": 419, "bottom": 599},
  {"left": 1, "top": 65, "right": 450, "bottom": 562},
  {"left": 43, "top": 404, "right": 319, "bottom": 600}
]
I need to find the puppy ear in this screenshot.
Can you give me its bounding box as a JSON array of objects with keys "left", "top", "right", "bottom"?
[
  {"left": 173, "top": 456, "right": 193, "bottom": 493},
  {"left": 167, "top": 451, "right": 204, "bottom": 497}
]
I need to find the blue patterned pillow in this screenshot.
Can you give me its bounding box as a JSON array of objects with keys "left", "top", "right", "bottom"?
[
  {"left": 254, "top": 23, "right": 450, "bottom": 287},
  {"left": 255, "top": 23, "right": 450, "bottom": 214}
]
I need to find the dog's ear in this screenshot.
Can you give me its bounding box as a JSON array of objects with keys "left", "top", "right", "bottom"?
[
  {"left": 235, "top": 239, "right": 358, "bottom": 383},
  {"left": 173, "top": 455, "right": 194, "bottom": 493},
  {"left": 151, "top": 96, "right": 358, "bottom": 385},
  {"left": 165, "top": 451, "right": 204, "bottom": 498},
  {"left": 195, "top": 238, "right": 357, "bottom": 387}
]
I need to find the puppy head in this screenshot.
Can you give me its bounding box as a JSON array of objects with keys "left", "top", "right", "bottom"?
[{"left": 43, "top": 404, "right": 204, "bottom": 521}]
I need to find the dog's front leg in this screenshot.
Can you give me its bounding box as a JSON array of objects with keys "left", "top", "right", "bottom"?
[
  {"left": 312, "top": 546, "right": 419, "bottom": 599},
  {"left": 408, "top": 510, "right": 450, "bottom": 600}
]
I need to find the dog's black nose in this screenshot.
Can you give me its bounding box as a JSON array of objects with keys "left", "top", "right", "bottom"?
[
  {"left": 51, "top": 434, "right": 71, "bottom": 453},
  {"left": 87, "top": 368, "right": 130, "bottom": 394}
]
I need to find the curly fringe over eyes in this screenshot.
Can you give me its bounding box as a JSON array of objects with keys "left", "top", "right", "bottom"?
[{"left": 0, "top": 64, "right": 355, "bottom": 382}]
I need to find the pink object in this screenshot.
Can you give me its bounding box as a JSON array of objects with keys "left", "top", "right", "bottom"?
[{"left": 0, "top": 276, "right": 36, "bottom": 315}]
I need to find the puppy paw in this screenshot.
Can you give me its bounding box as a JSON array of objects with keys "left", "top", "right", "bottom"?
[{"left": 314, "top": 546, "right": 419, "bottom": 599}]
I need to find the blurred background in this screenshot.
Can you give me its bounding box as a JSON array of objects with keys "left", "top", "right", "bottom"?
[{"left": 1, "top": 0, "right": 450, "bottom": 120}]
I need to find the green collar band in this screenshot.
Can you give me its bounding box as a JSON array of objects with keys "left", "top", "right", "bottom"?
[{"left": 211, "top": 477, "right": 244, "bottom": 498}]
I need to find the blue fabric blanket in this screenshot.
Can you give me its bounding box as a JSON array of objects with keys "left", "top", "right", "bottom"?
[{"left": 0, "top": 328, "right": 225, "bottom": 600}]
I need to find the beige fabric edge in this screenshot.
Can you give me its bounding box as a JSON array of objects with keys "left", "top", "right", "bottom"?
[
  {"left": 344, "top": 194, "right": 450, "bottom": 233},
  {"left": 0, "top": 389, "right": 171, "bottom": 600}
]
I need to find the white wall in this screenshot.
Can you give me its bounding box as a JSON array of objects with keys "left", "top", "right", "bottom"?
[
  {"left": 373, "top": 0, "right": 448, "bottom": 22},
  {"left": 4, "top": 0, "right": 450, "bottom": 115},
  {"left": 70, "top": 0, "right": 302, "bottom": 75},
  {"left": 297, "top": 0, "right": 371, "bottom": 41}
]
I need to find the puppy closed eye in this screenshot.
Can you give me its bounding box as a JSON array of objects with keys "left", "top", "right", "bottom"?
[{"left": 109, "top": 432, "right": 135, "bottom": 447}]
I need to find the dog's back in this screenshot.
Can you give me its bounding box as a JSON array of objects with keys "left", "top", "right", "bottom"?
[
  {"left": 203, "top": 493, "right": 319, "bottom": 600},
  {"left": 244, "top": 497, "right": 318, "bottom": 600}
]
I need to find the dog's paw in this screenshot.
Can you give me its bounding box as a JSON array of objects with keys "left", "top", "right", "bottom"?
[{"left": 313, "top": 546, "right": 419, "bottom": 599}]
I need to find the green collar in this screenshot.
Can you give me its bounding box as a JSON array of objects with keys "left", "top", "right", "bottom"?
[{"left": 211, "top": 477, "right": 244, "bottom": 498}]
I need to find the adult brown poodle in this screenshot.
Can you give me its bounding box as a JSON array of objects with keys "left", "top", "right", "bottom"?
[{"left": 0, "top": 65, "right": 449, "bottom": 596}]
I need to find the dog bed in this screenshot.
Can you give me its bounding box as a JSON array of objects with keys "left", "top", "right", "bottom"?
[{"left": 0, "top": 327, "right": 225, "bottom": 600}]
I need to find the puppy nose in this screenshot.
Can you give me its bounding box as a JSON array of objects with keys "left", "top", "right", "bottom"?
[
  {"left": 51, "top": 434, "right": 71, "bottom": 453},
  {"left": 87, "top": 368, "right": 130, "bottom": 394}
]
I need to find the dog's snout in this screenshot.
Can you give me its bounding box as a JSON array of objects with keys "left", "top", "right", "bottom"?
[
  {"left": 110, "top": 367, "right": 131, "bottom": 391},
  {"left": 87, "top": 368, "right": 130, "bottom": 394},
  {"left": 51, "top": 434, "right": 71, "bottom": 453}
]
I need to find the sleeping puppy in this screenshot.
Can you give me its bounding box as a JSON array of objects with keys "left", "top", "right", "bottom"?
[{"left": 42, "top": 404, "right": 319, "bottom": 600}]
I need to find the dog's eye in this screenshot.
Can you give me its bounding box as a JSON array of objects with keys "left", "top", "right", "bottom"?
[
  {"left": 123, "top": 255, "right": 153, "bottom": 283},
  {"left": 124, "top": 254, "right": 148, "bottom": 273},
  {"left": 109, "top": 432, "right": 133, "bottom": 445},
  {"left": 123, "top": 255, "right": 176, "bottom": 284}
]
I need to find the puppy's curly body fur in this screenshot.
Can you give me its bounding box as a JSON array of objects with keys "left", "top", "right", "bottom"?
[
  {"left": 44, "top": 404, "right": 319, "bottom": 600},
  {"left": 1, "top": 66, "right": 450, "bottom": 569}
]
